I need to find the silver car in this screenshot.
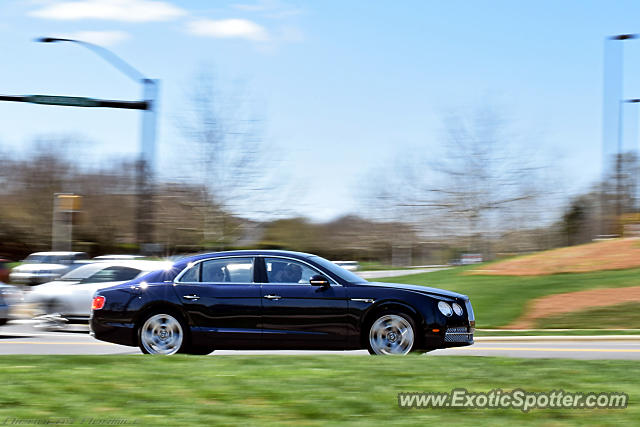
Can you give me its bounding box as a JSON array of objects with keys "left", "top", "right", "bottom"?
[
  {"left": 9, "top": 252, "right": 89, "bottom": 285},
  {"left": 0, "top": 289, "right": 9, "bottom": 325},
  {"left": 26, "top": 260, "right": 172, "bottom": 325},
  {"left": 0, "top": 283, "right": 22, "bottom": 325}
]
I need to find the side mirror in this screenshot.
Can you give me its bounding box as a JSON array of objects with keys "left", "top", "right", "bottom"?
[{"left": 309, "top": 274, "right": 330, "bottom": 287}]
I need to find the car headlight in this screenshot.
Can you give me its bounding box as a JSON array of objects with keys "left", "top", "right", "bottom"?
[
  {"left": 452, "top": 303, "right": 464, "bottom": 316},
  {"left": 437, "top": 301, "right": 453, "bottom": 317}
]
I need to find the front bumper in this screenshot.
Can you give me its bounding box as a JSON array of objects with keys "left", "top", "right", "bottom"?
[
  {"left": 424, "top": 299, "right": 475, "bottom": 350},
  {"left": 443, "top": 326, "right": 474, "bottom": 346}
]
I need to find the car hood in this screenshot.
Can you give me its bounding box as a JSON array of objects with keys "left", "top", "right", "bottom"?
[
  {"left": 24, "top": 280, "right": 77, "bottom": 301},
  {"left": 12, "top": 264, "right": 68, "bottom": 273},
  {"left": 30, "top": 280, "right": 79, "bottom": 292},
  {"left": 363, "top": 281, "right": 468, "bottom": 300},
  {"left": 72, "top": 280, "right": 128, "bottom": 293},
  {"left": 26, "top": 280, "right": 127, "bottom": 301}
]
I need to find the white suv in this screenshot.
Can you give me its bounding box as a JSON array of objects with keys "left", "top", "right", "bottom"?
[{"left": 9, "top": 252, "right": 89, "bottom": 285}]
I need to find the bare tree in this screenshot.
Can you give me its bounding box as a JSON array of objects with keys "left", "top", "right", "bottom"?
[
  {"left": 177, "top": 71, "right": 275, "bottom": 248},
  {"left": 361, "top": 108, "right": 554, "bottom": 255}
]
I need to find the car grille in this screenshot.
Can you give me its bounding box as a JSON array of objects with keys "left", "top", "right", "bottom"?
[{"left": 445, "top": 326, "right": 473, "bottom": 342}]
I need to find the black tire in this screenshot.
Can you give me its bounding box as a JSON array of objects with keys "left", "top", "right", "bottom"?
[
  {"left": 138, "top": 312, "right": 188, "bottom": 355},
  {"left": 184, "top": 345, "right": 215, "bottom": 355},
  {"left": 0, "top": 318, "right": 7, "bottom": 326},
  {"left": 366, "top": 311, "right": 417, "bottom": 355}
]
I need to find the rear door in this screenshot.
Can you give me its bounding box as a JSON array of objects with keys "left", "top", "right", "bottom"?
[
  {"left": 175, "top": 257, "right": 262, "bottom": 348},
  {"left": 259, "top": 257, "right": 348, "bottom": 349}
]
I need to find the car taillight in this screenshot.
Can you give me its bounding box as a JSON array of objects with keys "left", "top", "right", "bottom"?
[{"left": 92, "top": 296, "right": 105, "bottom": 310}]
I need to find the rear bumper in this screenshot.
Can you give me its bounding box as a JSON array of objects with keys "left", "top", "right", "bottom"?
[{"left": 90, "top": 315, "right": 137, "bottom": 347}]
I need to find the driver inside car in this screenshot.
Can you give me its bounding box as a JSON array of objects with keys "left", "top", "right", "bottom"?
[{"left": 281, "top": 263, "right": 303, "bottom": 283}]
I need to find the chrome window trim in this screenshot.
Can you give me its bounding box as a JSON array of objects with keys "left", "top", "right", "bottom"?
[
  {"left": 174, "top": 255, "right": 256, "bottom": 285},
  {"left": 174, "top": 254, "right": 343, "bottom": 287},
  {"left": 259, "top": 255, "right": 342, "bottom": 287}
]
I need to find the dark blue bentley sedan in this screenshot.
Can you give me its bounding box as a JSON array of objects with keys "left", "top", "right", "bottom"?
[{"left": 90, "top": 250, "right": 475, "bottom": 355}]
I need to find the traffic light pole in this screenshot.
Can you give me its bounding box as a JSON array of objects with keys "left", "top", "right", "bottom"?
[{"left": 1, "top": 38, "right": 159, "bottom": 252}]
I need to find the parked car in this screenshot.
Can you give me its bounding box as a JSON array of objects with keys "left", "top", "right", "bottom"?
[
  {"left": 9, "top": 252, "right": 89, "bottom": 285},
  {"left": 0, "top": 282, "right": 22, "bottom": 304},
  {"left": 0, "top": 259, "right": 11, "bottom": 283},
  {"left": 90, "top": 250, "right": 475, "bottom": 355},
  {"left": 27, "top": 260, "right": 172, "bottom": 325},
  {"left": 0, "top": 279, "right": 19, "bottom": 326},
  {"left": 0, "top": 289, "right": 9, "bottom": 326}
]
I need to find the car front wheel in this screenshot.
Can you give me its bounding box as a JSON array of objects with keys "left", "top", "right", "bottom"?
[
  {"left": 367, "top": 312, "right": 416, "bottom": 355},
  {"left": 138, "top": 313, "right": 186, "bottom": 355}
]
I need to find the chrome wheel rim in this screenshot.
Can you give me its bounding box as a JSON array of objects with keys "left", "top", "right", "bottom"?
[
  {"left": 140, "top": 314, "right": 183, "bottom": 355},
  {"left": 369, "top": 314, "right": 414, "bottom": 355}
]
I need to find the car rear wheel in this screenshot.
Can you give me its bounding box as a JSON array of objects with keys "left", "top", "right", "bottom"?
[
  {"left": 138, "top": 313, "right": 186, "bottom": 355},
  {"left": 367, "top": 312, "right": 415, "bottom": 355}
]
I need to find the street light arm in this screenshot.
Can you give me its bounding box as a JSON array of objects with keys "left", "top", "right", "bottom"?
[{"left": 36, "top": 37, "right": 148, "bottom": 83}]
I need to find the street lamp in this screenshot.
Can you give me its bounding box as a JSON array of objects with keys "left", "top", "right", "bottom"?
[
  {"left": 37, "top": 37, "right": 159, "bottom": 250},
  {"left": 602, "top": 34, "right": 639, "bottom": 236},
  {"left": 622, "top": 98, "right": 640, "bottom": 220}
]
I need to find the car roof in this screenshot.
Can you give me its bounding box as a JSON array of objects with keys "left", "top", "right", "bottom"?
[
  {"left": 30, "top": 252, "right": 87, "bottom": 256},
  {"left": 178, "top": 250, "right": 315, "bottom": 264}
]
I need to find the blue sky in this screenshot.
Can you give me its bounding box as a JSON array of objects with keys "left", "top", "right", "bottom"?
[{"left": 2, "top": 0, "right": 640, "bottom": 221}]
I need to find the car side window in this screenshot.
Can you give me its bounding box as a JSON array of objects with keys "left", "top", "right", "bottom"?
[
  {"left": 265, "top": 258, "right": 330, "bottom": 284},
  {"left": 181, "top": 258, "right": 255, "bottom": 284},
  {"left": 179, "top": 263, "right": 200, "bottom": 283}
]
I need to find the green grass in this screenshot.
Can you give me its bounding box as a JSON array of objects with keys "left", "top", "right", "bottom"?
[
  {"left": 376, "top": 266, "right": 640, "bottom": 328},
  {"left": 536, "top": 303, "right": 640, "bottom": 329},
  {"left": 0, "top": 355, "right": 638, "bottom": 426}
]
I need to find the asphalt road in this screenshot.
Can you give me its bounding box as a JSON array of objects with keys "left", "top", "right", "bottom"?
[
  {"left": 1, "top": 322, "right": 640, "bottom": 359},
  {"left": 356, "top": 267, "right": 450, "bottom": 279}
]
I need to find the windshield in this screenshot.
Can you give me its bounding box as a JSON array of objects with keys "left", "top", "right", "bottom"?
[
  {"left": 308, "top": 256, "right": 368, "bottom": 284},
  {"left": 80, "top": 266, "right": 142, "bottom": 283},
  {"left": 59, "top": 264, "right": 104, "bottom": 281}
]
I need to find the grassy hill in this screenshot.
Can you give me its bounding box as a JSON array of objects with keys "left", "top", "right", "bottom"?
[{"left": 466, "top": 238, "right": 640, "bottom": 276}]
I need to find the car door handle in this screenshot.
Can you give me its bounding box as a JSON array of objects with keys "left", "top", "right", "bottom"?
[
  {"left": 183, "top": 294, "right": 200, "bottom": 300},
  {"left": 263, "top": 294, "right": 282, "bottom": 300}
]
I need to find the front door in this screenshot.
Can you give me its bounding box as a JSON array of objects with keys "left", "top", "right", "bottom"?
[{"left": 259, "top": 257, "right": 348, "bottom": 349}]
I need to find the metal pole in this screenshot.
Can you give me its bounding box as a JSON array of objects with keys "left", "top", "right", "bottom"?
[
  {"left": 602, "top": 35, "right": 637, "bottom": 236},
  {"left": 36, "top": 37, "right": 158, "bottom": 252},
  {"left": 617, "top": 99, "right": 624, "bottom": 223},
  {"left": 136, "top": 79, "right": 159, "bottom": 249}
]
